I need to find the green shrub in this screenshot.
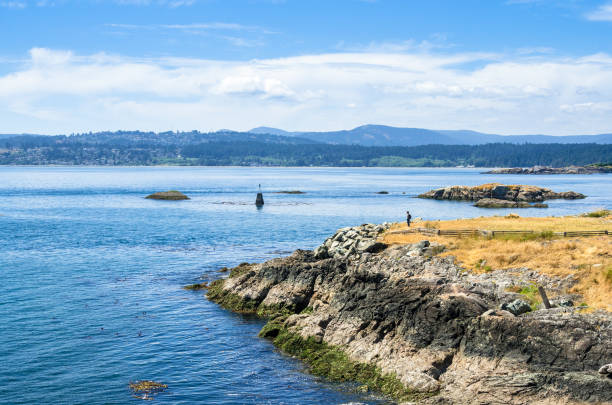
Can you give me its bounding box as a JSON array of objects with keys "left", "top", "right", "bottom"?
[{"left": 583, "top": 209, "right": 610, "bottom": 218}]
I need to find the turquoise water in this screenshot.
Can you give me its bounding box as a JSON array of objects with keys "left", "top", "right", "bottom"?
[{"left": 0, "top": 167, "right": 610, "bottom": 405}]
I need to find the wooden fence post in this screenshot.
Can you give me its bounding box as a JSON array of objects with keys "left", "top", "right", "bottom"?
[{"left": 538, "top": 286, "right": 551, "bottom": 309}]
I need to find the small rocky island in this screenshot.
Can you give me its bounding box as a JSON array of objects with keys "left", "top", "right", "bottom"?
[
  {"left": 203, "top": 224, "right": 611, "bottom": 404},
  {"left": 418, "top": 183, "right": 585, "bottom": 208},
  {"left": 145, "top": 190, "right": 190, "bottom": 200},
  {"left": 485, "top": 164, "right": 612, "bottom": 175}
]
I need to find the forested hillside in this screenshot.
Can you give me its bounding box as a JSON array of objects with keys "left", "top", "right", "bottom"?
[{"left": 1, "top": 133, "right": 610, "bottom": 167}]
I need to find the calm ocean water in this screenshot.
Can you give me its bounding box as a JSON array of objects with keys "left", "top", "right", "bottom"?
[{"left": 0, "top": 167, "right": 610, "bottom": 405}]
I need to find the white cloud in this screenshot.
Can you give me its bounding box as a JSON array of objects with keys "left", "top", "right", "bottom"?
[
  {"left": 586, "top": 3, "right": 612, "bottom": 21},
  {"left": 1, "top": 47, "right": 612, "bottom": 135}
]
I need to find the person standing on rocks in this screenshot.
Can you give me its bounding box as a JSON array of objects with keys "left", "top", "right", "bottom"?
[{"left": 406, "top": 211, "right": 412, "bottom": 227}]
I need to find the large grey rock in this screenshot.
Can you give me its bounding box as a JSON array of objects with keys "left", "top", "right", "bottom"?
[
  {"left": 418, "top": 184, "right": 585, "bottom": 202},
  {"left": 501, "top": 299, "right": 532, "bottom": 316},
  {"left": 313, "top": 245, "right": 329, "bottom": 259},
  {"left": 356, "top": 240, "right": 387, "bottom": 253}
]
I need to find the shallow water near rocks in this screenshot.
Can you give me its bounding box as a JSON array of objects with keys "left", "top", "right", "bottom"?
[{"left": 0, "top": 167, "right": 609, "bottom": 404}]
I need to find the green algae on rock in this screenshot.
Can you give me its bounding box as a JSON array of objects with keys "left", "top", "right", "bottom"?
[
  {"left": 183, "top": 282, "right": 208, "bottom": 290},
  {"left": 269, "top": 327, "right": 434, "bottom": 403},
  {"left": 145, "top": 190, "right": 189, "bottom": 200}
]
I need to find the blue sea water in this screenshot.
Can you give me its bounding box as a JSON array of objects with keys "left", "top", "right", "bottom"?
[{"left": 0, "top": 167, "right": 610, "bottom": 405}]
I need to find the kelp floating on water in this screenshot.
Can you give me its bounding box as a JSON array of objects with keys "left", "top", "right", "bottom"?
[{"left": 129, "top": 380, "right": 167, "bottom": 400}]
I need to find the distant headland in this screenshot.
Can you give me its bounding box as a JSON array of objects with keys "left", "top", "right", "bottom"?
[{"left": 485, "top": 164, "right": 612, "bottom": 175}]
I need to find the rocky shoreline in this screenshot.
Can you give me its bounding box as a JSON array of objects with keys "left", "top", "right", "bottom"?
[
  {"left": 485, "top": 165, "right": 612, "bottom": 175},
  {"left": 205, "top": 225, "right": 611, "bottom": 404},
  {"left": 418, "top": 183, "right": 584, "bottom": 208}
]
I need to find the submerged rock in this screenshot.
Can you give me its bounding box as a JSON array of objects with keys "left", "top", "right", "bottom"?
[{"left": 145, "top": 190, "right": 189, "bottom": 200}]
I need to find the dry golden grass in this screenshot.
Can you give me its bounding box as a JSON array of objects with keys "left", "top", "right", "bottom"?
[
  {"left": 403, "top": 213, "right": 611, "bottom": 232},
  {"left": 384, "top": 214, "right": 612, "bottom": 311},
  {"left": 470, "top": 183, "right": 545, "bottom": 192}
]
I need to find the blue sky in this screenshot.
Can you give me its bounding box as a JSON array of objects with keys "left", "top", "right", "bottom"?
[{"left": 1, "top": 0, "right": 612, "bottom": 134}]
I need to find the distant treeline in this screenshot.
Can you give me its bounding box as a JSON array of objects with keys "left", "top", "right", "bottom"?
[
  {"left": 0, "top": 135, "right": 610, "bottom": 167},
  {"left": 181, "top": 142, "right": 612, "bottom": 167}
]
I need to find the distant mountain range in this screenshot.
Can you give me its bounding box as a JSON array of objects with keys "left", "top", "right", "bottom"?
[
  {"left": 1, "top": 128, "right": 611, "bottom": 166},
  {"left": 2, "top": 126, "right": 611, "bottom": 147},
  {"left": 249, "top": 125, "right": 612, "bottom": 146}
]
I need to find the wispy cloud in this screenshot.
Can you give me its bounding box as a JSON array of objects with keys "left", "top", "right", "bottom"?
[
  {"left": 337, "top": 35, "right": 455, "bottom": 54},
  {"left": 586, "top": 3, "right": 612, "bottom": 21},
  {"left": 1, "top": 47, "right": 612, "bottom": 134},
  {"left": 113, "top": 0, "right": 195, "bottom": 6},
  {"left": 0, "top": 1, "right": 27, "bottom": 8},
  {"left": 106, "top": 22, "right": 274, "bottom": 33},
  {"left": 104, "top": 21, "right": 275, "bottom": 47}
]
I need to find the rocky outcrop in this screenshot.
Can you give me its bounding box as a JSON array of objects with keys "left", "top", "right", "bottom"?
[
  {"left": 145, "top": 190, "right": 189, "bottom": 200},
  {"left": 312, "top": 223, "right": 389, "bottom": 261},
  {"left": 418, "top": 183, "right": 585, "bottom": 203},
  {"left": 486, "top": 165, "right": 612, "bottom": 174},
  {"left": 205, "top": 224, "right": 611, "bottom": 404},
  {"left": 474, "top": 198, "right": 548, "bottom": 208}
]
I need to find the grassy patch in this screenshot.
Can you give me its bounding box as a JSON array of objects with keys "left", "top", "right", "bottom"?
[
  {"left": 493, "top": 231, "right": 556, "bottom": 242},
  {"left": 506, "top": 284, "right": 541, "bottom": 310},
  {"left": 270, "top": 327, "right": 436, "bottom": 402},
  {"left": 383, "top": 215, "right": 612, "bottom": 312}
]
